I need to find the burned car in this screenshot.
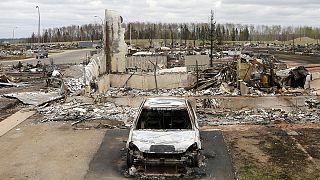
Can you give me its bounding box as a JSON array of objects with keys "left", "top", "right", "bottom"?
[
  {"left": 35, "top": 49, "right": 48, "bottom": 59},
  {"left": 126, "top": 97, "right": 202, "bottom": 171}
]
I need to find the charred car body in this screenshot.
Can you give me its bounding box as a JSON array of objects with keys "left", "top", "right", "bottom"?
[
  {"left": 35, "top": 49, "right": 48, "bottom": 59},
  {"left": 126, "top": 97, "right": 201, "bottom": 171}
]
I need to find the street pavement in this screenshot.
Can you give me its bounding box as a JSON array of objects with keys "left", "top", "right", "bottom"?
[
  {"left": 0, "top": 49, "right": 94, "bottom": 66},
  {"left": 86, "top": 129, "right": 235, "bottom": 180}
]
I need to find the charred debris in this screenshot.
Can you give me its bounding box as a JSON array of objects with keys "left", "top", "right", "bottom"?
[{"left": 188, "top": 52, "right": 311, "bottom": 96}]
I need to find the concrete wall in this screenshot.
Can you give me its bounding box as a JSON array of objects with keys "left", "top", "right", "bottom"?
[
  {"left": 92, "top": 72, "right": 197, "bottom": 94},
  {"left": 96, "top": 74, "right": 110, "bottom": 94},
  {"left": 109, "top": 73, "right": 196, "bottom": 89},
  {"left": 126, "top": 56, "right": 167, "bottom": 71},
  {"left": 185, "top": 55, "right": 209, "bottom": 66},
  {"left": 84, "top": 54, "right": 106, "bottom": 86}
]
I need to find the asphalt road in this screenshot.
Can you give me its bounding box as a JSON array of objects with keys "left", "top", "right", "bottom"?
[
  {"left": 0, "top": 49, "right": 94, "bottom": 66},
  {"left": 86, "top": 129, "right": 235, "bottom": 180},
  {"left": 274, "top": 53, "right": 320, "bottom": 64},
  {"left": 86, "top": 129, "right": 127, "bottom": 180},
  {"left": 201, "top": 130, "right": 235, "bottom": 180}
]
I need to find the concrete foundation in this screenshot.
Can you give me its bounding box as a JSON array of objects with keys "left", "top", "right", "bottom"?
[
  {"left": 109, "top": 73, "right": 196, "bottom": 89},
  {"left": 99, "top": 95, "right": 311, "bottom": 111},
  {"left": 94, "top": 73, "right": 197, "bottom": 94}
]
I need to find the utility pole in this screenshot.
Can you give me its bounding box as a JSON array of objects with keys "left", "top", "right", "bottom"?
[
  {"left": 129, "top": 23, "right": 132, "bottom": 45},
  {"left": 193, "top": 24, "right": 196, "bottom": 48},
  {"left": 36, "top": 6, "right": 40, "bottom": 46},
  {"left": 299, "top": 26, "right": 302, "bottom": 41},
  {"left": 94, "top": 15, "right": 104, "bottom": 42},
  {"left": 12, "top": 27, "right": 18, "bottom": 43},
  {"left": 210, "top": 10, "right": 216, "bottom": 67},
  {"left": 153, "top": 24, "right": 156, "bottom": 47},
  {"left": 184, "top": 24, "right": 187, "bottom": 48},
  {"left": 292, "top": 34, "right": 295, "bottom": 54},
  {"left": 180, "top": 25, "right": 183, "bottom": 48}
]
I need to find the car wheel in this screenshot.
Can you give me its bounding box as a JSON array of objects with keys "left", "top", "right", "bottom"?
[
  {"left": 127, "top": 150, "right": 134, "bottom": 168},
  {"left": 36, "top": 56, "right": 38, "bottom": 59}
]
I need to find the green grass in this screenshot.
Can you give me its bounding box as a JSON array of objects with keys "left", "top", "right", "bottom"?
[{"left": 239, "top": 164, "right": 284, "bottom": 180}]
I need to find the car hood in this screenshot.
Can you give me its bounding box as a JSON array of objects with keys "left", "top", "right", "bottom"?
[{"left": 131, "top": 130, "right": 196, "bottom": 153}]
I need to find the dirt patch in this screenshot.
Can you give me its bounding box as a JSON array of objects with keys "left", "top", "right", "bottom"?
[
  {"left": 222, "top": 124, "right": 320, "bottom": 180},
  {"left": 0, "top": 97, "right": 23, "bottom": 122},
  {"left": 295, "top": 129, "right": 320, "bottom": 160}
]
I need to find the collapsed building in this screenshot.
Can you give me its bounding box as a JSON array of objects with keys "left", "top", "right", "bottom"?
[
  {"left": 1, "top": 10, "right": 319, "bottom": 127},
  {"left": 1, "top": 9, "right": 316, "bottom": 100},
  {"left": 237, "top": 53, "right": 311, "bottom": 95},
  {"left": 76, "top": 10, "right": 315, "bottom": 98}
]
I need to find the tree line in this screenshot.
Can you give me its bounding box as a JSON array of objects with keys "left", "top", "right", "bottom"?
[
  {"left": 27, "top": 24, "right": 102, "bottom": 43},
  {"left": 125, "top": 23, "right": 320, "bottom": 45},
  {"left": 27, "top": 22, "right": 320, "bottom": 45}
]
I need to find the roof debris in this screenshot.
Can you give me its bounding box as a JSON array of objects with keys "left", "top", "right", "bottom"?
[
  {"left": 36, "top": 99, "right": 138, "bottom": 125},
  {"left": 3, "top": 91, "right": 64, "bottom": 106}
]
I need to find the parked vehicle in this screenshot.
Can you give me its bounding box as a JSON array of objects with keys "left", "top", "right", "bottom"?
[
  {"left": 126, "top": 97, "right": 202, "bottom": 171},
  {"left": 35, "top": 49, "right": 48, "bottom": 59}
]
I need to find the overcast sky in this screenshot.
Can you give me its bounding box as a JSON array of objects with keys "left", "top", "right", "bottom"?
[{"left": 1, "top": 0, "right": 320, "bottom": 38}]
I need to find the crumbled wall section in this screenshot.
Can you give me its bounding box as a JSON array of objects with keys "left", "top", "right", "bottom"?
[
  {"left": 97, "top": 74, "right": 110, "bottom": 94},
  {"left": 105, "top": 10, "right": 127, "bottom": 73},
  {"left": 84, "top": 9, "right": 127, "bottom": 94},
  {"left": 84, "top": 54, "right": 106, "bottom": 86}
]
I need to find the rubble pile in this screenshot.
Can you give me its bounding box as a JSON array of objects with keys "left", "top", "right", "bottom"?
[
  {"left": 192, "top": 63, "right": 238, "bottom": 92},
  {"left": 104, "top": 87, "right": 192, "bottom": 97},
  {"left": 305, "top": 98, "right": 320, "bottom": 109},
  {"left": 238, "top": 54, "right": 312, "bottom": 95},
  {"left": 103, "top": 87, "right": 239, "bottom": 97},
  {"left": 198, "top": 108, "right": 320, "bottom": 126},
  {"left": 37, "top": 99, "right": 138, "bottom": 124},
  {"left": 187, "top": 53, "right": 312, "bottom": 96},
  {"left": 64, "top": 78, "right": 84, "bottom": 95}
]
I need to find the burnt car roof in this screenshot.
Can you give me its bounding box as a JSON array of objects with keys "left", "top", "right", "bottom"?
[{"left": 143, "top": 97, "right": 187, "bottom": 109}]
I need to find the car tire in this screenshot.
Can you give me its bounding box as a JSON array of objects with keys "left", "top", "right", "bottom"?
[
  {"left": 194, "top": 151, "right": 201, "bottom": 167},
  {"left": 127, "top": 150, "right": 134, "bottom": 168},
  {"left": 36, "top": 56, "right": 38, "bottom": 59}
]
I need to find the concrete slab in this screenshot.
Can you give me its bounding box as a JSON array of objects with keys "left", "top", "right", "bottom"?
[
  {"left": 0, "top": 121, "right": 106, "bottom": 180},
  {"left": 86, "top": 129, "right": 235, "bottom": 179},
  {"left": 0, "top": 108, "right": 35, "bottom": 137},
  {"left": 3, "top": 92, "right": 64, "bottom": 106}
]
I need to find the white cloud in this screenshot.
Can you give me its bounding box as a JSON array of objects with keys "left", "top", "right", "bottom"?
[{"left": 0, "top": 0, "right": 319, "bottom": 38}]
